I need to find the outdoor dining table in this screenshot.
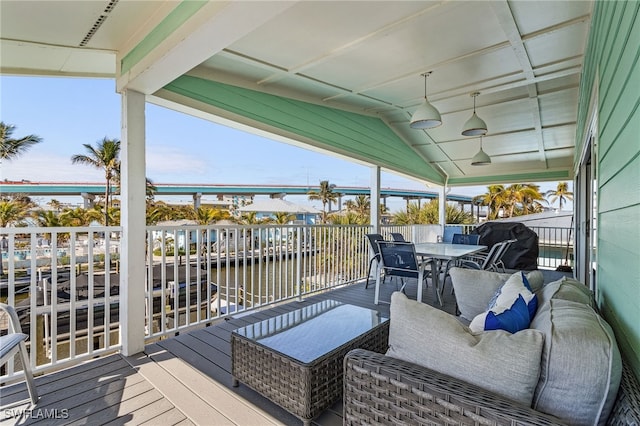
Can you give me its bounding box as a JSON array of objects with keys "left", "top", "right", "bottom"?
[{"left": 413, "top": 242, "right": 487, "bottom": 305}]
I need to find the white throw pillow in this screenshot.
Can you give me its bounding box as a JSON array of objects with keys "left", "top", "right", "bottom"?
[
  {"left": 387, "top": 292, "right": 544, "bottom": 405},
  {"left": 469, "top": 271, "right": 538, "bottom": 333}
]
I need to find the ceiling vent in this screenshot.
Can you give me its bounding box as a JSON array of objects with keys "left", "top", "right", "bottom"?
[{"left": 79, "top": 0, "right": 119, "bottom": 47}]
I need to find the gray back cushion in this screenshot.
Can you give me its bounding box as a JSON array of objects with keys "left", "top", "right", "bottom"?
[
  {"left": 536, "top": 276, "right": 595, "bottom": 309},
  {"left": 530, "top": 299, "right": 621, "bottom": 425}
]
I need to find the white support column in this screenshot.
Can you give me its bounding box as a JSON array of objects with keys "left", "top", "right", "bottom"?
[
  {"left": 120, "top": 89, "right": 147, "bottom": 356},
  {"left": 438, "top": 186, "right": 446, "bottom": 236},
  {"left": 193, "top": 192, "right": 202, "bottom": 209},
  {"left": 81, "top": 193, "right": 95, "bottom": 209},
  {"left": 370, "top": 166, "right": 381, "bottom": 232}
]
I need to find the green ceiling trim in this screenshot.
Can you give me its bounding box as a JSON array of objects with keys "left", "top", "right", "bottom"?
[
  {"left": 121, "top": 1, "right": 207, "bottom": 74},
  {"left": 164, "top": 75, "right": 444, "bottom": 184},
  {"left": 449, "top": 170, "right": 571, "bottom": 186}
]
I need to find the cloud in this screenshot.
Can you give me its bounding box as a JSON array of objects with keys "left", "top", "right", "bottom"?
[
  {"left": 145, "top": 146, "right": 208, "bottom": 179},
  {"left": 1, "top": 153, "right": 103, "bottom": 182},
  {"left": 1, "top": 146, "right": 210, "bottom": 184}
]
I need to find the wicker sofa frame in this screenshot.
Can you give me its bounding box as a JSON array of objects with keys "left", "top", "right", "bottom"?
[{"left": 344, "top": 349, "right": 640, "bottom": 426}]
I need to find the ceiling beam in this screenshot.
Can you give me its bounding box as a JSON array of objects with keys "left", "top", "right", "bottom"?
[{"left": 490, "top": 0, "right": 547, "bottom": 166}]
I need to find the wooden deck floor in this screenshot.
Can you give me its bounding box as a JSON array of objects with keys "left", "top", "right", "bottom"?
[{"left": 2, "top": 271, "right": 567, "bottom": 425}]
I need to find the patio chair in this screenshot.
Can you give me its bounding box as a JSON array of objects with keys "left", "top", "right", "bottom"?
[
  {"left": 365, "top": 234, "right": 386, "bottom": 289},
  {"left": 451, "top": 233, "right": 480, "bottom": 245},
  {"left": 443, "top": 226, "right": 463, "bottom": 243},
  {"left": 443, "top": 233, "right": 482, "bottom": 289},
  {"left": 458, "top": 239, "right": 517, "bottom": 272},
  {"left": 490, "top": 238, "right": 517, "bottom": 272},
  {"left": 390, "top": 233, "right": 406, "bottom": 242},
  {"left": 0, "top": 303, "right": 38, "bottom": 404},
  {"left": 376, "top": 241, "right": 431, "bottom": 303}
]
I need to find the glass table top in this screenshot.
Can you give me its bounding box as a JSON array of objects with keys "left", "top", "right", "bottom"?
[
  {"left": 233, "top": 300, "right": 388, "bottom": 364},
  {"left": 414, "top": 242, "right": 487, "bottom": 259}
]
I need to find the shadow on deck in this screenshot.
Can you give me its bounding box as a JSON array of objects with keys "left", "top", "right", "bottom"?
[{"left": 1, "top": 270, "right": 569, "bottom": 425}]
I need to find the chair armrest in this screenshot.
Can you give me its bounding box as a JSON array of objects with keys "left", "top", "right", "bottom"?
[
  {"left": 344, "top": 349, "right": 565, "bottom": 425},
  {"left": 0, "top": 303, "right": 23, "bottom": 334}
]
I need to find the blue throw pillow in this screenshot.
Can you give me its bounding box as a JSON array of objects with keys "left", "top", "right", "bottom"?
[{"left": 482, "top": 295, "right": 531, "bottom": 333}]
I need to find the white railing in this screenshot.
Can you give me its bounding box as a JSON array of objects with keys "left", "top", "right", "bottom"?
[
  {"left": 0, "top": 226, "right": 122, "bottom": 379},
  {"left": 529, "top": 226, "right": 574, "bottom": 269},
  {"left": 1, "top": 222, "right": 572, "bottom": 380},
  {"left": 144, "top": 224, "right": 371, "bottom": 340}
]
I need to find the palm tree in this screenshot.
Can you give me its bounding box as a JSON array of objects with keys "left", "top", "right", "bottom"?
[
  {"left": 391, "top": 202, "right": 425, "bottom": 225},
  {"left": 0, "top": 122, "right": 42, "bottom": 161},
  {"left": 112, "top": 165, "right": 157, "bottom": 201},
  {"left": 502, "top": 183, "right": 546, "bottom": 217},
  {"left": 0, "top": 200, "right": 30, "bottom": 227},
  {"left": 47, "top": 199, "right": 63, "bottom": 212},
  {"left": 474, "top": 183, "right": 547, "bottom": 218},
  {"left": 32, "top": 210, "right": 68, "bottom": 245},
  {"left": 191, "top": 206, "right": 232, "bottom": 225},
  {"left": 32, "top": 209, "right": 63, "bottom": 227},
  {"left": 60, "top": 207, "right": 101, "bottom": 227},
  {"left": 473, "top": 185, "right": 508, "bottom": 220},
  {"left": 145, "top": 178, "right": 157, "bottom": 201},
  {"left": 146, "top": 201, "right": 176, "bottom": 225},
  {"left": 328, "top": 211, "right": 368, "bottom": 225},
  {"left": 546, "top": 182, "right": 573, "bottom": 211},
  {"left": 345, "top": 195, "right": 370, "bottom": 220},
  {"left": 273, "top": 211, "right": 295, "bottom": 224},
  {"left": 391, "top": 200, "right": 474, "bottom": 225},
  {"left": 71, "top": 138, "right": 120, "bottom": 225},
  {"left": 308, "top": 180, "right": 338, "bottom": 223}
]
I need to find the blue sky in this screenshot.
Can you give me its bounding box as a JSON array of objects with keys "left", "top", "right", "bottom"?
[{"left": 0, "top": 76, "right": 568, "bottom": 212}]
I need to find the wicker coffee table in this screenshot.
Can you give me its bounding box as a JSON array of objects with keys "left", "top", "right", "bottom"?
[{"left": 231, "top": 299, "right": 389, "bottom": 425}]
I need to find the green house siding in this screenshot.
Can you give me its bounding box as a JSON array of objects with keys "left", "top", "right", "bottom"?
[
  {"left": 578, "top": 0, "right": 640, "bottom": 375},
  {"left": 163, "top": 75, "right": 444, "bottom": 185}
]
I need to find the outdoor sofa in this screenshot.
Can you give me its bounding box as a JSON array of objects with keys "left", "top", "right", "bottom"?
[{"left": 344, "top": 268, "right": 640, "bottom": 425}]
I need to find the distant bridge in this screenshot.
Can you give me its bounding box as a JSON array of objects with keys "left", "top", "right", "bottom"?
[{"left": 0, "top": 181, "right": 473, "bottom": 206}]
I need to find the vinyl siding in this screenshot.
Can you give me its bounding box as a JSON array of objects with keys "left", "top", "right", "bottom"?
[{"left": 577, "top": 0, "right": 640, "bottom": 375}]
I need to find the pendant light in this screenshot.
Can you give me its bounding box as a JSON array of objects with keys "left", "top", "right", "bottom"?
[
  {"left": 471, "top": 136, "right": 491, "bottom": 166},
  {"left": 462, "top": 92, "right": 487, "bottom": 136},
  {"left": 410, "top": 72, "right": 442, "bottom": 129}
]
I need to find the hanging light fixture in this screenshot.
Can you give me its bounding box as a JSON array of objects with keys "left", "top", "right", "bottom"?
[
  {"left": 471, "top": 136, "right": 491, "bottom": 166},
  {"left": 461, "top": 92, "right": 487, "bottom": 136},
  {"left": 410, "top": 72, "right": 442, "bottom": 129}
]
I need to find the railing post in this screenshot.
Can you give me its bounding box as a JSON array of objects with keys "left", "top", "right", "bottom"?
[
  {"left": 370, "top": 166, "right": 381, "bottom": 233},
  {"left": 296, "top": 226, "right": 303, "bottom": 301}
]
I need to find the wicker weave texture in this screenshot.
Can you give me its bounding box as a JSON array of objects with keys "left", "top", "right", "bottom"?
[
  {"left": 343, "top": 349, "right": 567, "bottom": 426},
  {"left": 232, "top": 321, "right": 389, "bottom": 423},
  {"left": 607, "top": 361, "right": 640, "bottom": 426}
]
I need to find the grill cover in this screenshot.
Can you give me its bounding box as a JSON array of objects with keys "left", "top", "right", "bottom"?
[{"left": 470, "top": 222, "right": 539, "bottom": 270}]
